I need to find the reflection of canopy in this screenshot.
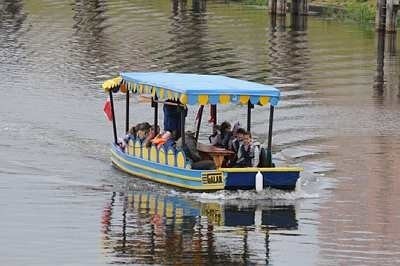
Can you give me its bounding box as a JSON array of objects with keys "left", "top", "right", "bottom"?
[{"left": 102, "top": 72, "right": 280, "bottom": 106}]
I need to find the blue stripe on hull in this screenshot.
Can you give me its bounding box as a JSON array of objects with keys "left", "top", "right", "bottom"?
[
  {"left": 111, "top": 145, "right": 224, "bottom": 191},
  {"left": 225, "top": 171, "right": 299, "bottom": 190}
]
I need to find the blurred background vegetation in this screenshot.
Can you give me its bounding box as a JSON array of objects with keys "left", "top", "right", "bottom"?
[{"left": 235, "top": 0, "right": 377, "bottom": 25}]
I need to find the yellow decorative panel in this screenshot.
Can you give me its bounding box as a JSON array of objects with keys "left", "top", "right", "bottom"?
[
  {"left": 128, "top": 140, "right": 134, "bottom": 155},
  {"left": 179, "top": 94, "right": 188, "bottom": 104},
  {"left": 198, "top": 95, "right": 209, "bottom": 105},
  {"left": 158, "top": 88, "right": 164, "bottom": 99},
  {"left": 102, "top": 77, "right": 122, "bottom": 91},
  {"left": 259, "top": 96, "right": 269, "bottom": 106},
  {"left": 150, "top": 145, "right": 158, "bottom": 162},
  {"left": 159, "top": 148, "right": 166, "bottom": 164},
  {"left": 176, "top": 150, "right": 186, "bottom": 168},
  {"left": 142, "top": 147, "right": 149, "bottom": 160},
  {"left": 134, "top": 141, "right": 141, "bottom": 157},
  {"left": 167, "top": 148, "right": 175, "bottom": 166},
  {"left": 219, "top": 95, "right": 230, "bottom": 104},
  {"left": 239, "top": 95, "right": 250, "bottom": 104},
  {"left": 167, "top": 90, "right": 172, "bottom": 99}
]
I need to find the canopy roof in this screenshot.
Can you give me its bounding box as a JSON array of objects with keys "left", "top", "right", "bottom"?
[{"left": 102, "top": 72, "right": 280, "bottom": 106}]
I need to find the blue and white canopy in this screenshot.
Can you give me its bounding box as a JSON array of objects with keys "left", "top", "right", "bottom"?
[{"left": 103, "top": 72, "right": 280, "bottom": 106}]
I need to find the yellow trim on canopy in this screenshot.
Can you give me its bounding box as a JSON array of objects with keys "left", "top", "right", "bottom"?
[
  {"left": 180, "top": 94, "right": 188, "bottom": 104},
  {"left": 198, "top": 95, "right": 208, "bottom": 105},
  {"left": 159, "top": 88, "right": 164, "bottom": 99},
  {"left": 259, "top": 96, "right": 269, "bottom": 106},
  {"left": 239, "top": 95, "right": 250, "bottom": 104},
  {"left": 102, "top": 77, "right": 122, "bottom": 92},
  {"left": 219, "top": 95, "right": 230, "bottom": 104},
  {"left": 102, "top": 79, "right": 277, "bottom": 106},
  {"left": 167, "top": 90, "right": 173, "bottom": 99}
]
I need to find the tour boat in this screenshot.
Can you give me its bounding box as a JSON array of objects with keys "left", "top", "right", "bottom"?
[{"left": 102, "top": 72, "right": 302, "bottom": 191}]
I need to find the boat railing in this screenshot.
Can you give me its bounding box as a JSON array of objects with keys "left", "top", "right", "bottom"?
[{"left": 126, "top": 138, "right": 189, "bottom": 169}]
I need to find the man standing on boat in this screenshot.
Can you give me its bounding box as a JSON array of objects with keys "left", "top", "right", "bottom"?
[{"left": 163, "top": 100, "right": 187, "bottom": 140}]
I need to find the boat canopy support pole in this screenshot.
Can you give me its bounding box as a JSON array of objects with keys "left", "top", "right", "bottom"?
[
  {"left": 152, "top": 96, "right": 158, "bottom": 135},
  {"left": 180, "top": 106, "right": 186, "bottom": 146},
  {"left": 247, "top": 101, "right": 254, "bottom": 132},
  {"left": 125, "top": 91, "right": 129, "bottom": 133},
  {"left": 109, "top": 91, "right": 118, "bottom": 144},
  {"left": 267, "top": 105, "right": 274, "bottom": 167},
  {"left": 210, "top": 104, "right": 217, "bottom": 126},
  {"left": 195, "top": 105, "right": 204, "bottom": 143}
]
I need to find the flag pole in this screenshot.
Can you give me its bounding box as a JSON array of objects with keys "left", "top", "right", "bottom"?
[
  {"left": 109, "top": 90, "right": 118, "bottom": 144},
  {"left": 125, "top": 90, "right": 129, "bottom": 134}
]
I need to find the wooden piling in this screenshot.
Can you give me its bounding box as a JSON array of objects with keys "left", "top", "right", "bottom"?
[
  {"left": 277, "top": 0, "right": 287, "bottom": 15},
  {"left": 291, "top": 0, "right": 308, "bottom": 15},
  {"left": 385, "top": 0, "right": 399, "bottom": 33},
  {"left": 376, "top": 0, "right": 387, "bottom": 31},
  {"left": 269, "top": 0, "right": 287, "bottom": 16},
  {"left": 269, "top": 0, "right": 277, "bottom": 14}
]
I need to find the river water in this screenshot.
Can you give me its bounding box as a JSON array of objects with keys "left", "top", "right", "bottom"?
[{"left": 1, "top": 0, "right": 400, "bottom": 265}]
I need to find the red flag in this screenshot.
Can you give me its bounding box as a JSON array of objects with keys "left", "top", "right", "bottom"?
[{"left": 103, "top": 98, "right": 113, "bottom": 121}]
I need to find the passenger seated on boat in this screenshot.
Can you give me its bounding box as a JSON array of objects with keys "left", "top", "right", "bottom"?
[
  {"left": 229, "top": 127, "right": 246, "bottom": 153},
  {"left": 226, "top": 127, "right": 246, "bottom": 166},
  {"left": 151, "top": 130, "right": 174, "bottom": 149},
  {"left": 117, "top": 138, "right": 126, "bottom": 151},
  {"left": 209, "top": 124, "right": 221, "bottom": 145},
  {"left": 163, "top": 101, "right": 187, "bottom": 140},
  {"left": 123, "top": 126, "right": 137, "bottom": 147},
  {"left": 227, "top": 121, "right": 241, "bottom": 149},
  {"left": 177, "top": 131, "right": 216, "bottom": 170},
  {"left": 136, "top": 122, "right": 151, "bottom": 143},
  {"left": 121, "top": 126, "right": 138, "bottom": 152},
  {"left": 231, "top": 131, "right": 260, "bottom": 168},
  {"left": 209, "top": 121, "right": 232, "bottom": 149},
  {"left": 143, "top": 125, "right": 160, "bottom": 148},
  {"left": 124, "top": 125, "right": 137, "bottom": 142},
  {"left": 163, "top": 130, "right": 178, "bottom": 150}
]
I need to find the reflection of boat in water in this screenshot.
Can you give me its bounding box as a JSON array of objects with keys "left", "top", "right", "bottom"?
[{"left": 101, "top": 191, "right": 298, "bottom": 264}]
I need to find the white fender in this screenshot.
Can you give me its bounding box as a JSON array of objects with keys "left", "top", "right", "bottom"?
[{"left": 255, "top": 171, "right": 263, "bottom": 192}]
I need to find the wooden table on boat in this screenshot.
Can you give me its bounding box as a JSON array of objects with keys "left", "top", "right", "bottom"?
[{"left": 197, "top": 143, "right": 234, "bottom": 169}]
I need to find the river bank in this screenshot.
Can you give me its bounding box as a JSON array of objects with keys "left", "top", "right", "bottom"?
[
  {"left": 311, "top": 0, "right": 375, "bottom": 24},
  {"left": 241, "top": 0, "right": 376, "bottom": 25}
]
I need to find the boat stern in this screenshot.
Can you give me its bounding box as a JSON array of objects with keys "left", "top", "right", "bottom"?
[{"left": 220, "top": 167, "right": 302, "bottom": 190}]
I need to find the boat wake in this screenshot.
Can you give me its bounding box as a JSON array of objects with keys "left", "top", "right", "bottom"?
[{"left": 178, "top": 181, "right": 319, "bottom": 202}]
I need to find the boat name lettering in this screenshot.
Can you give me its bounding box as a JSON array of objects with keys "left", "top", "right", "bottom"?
[{"left": 202, "top": 172, "right": 223, "bottom": 184}]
